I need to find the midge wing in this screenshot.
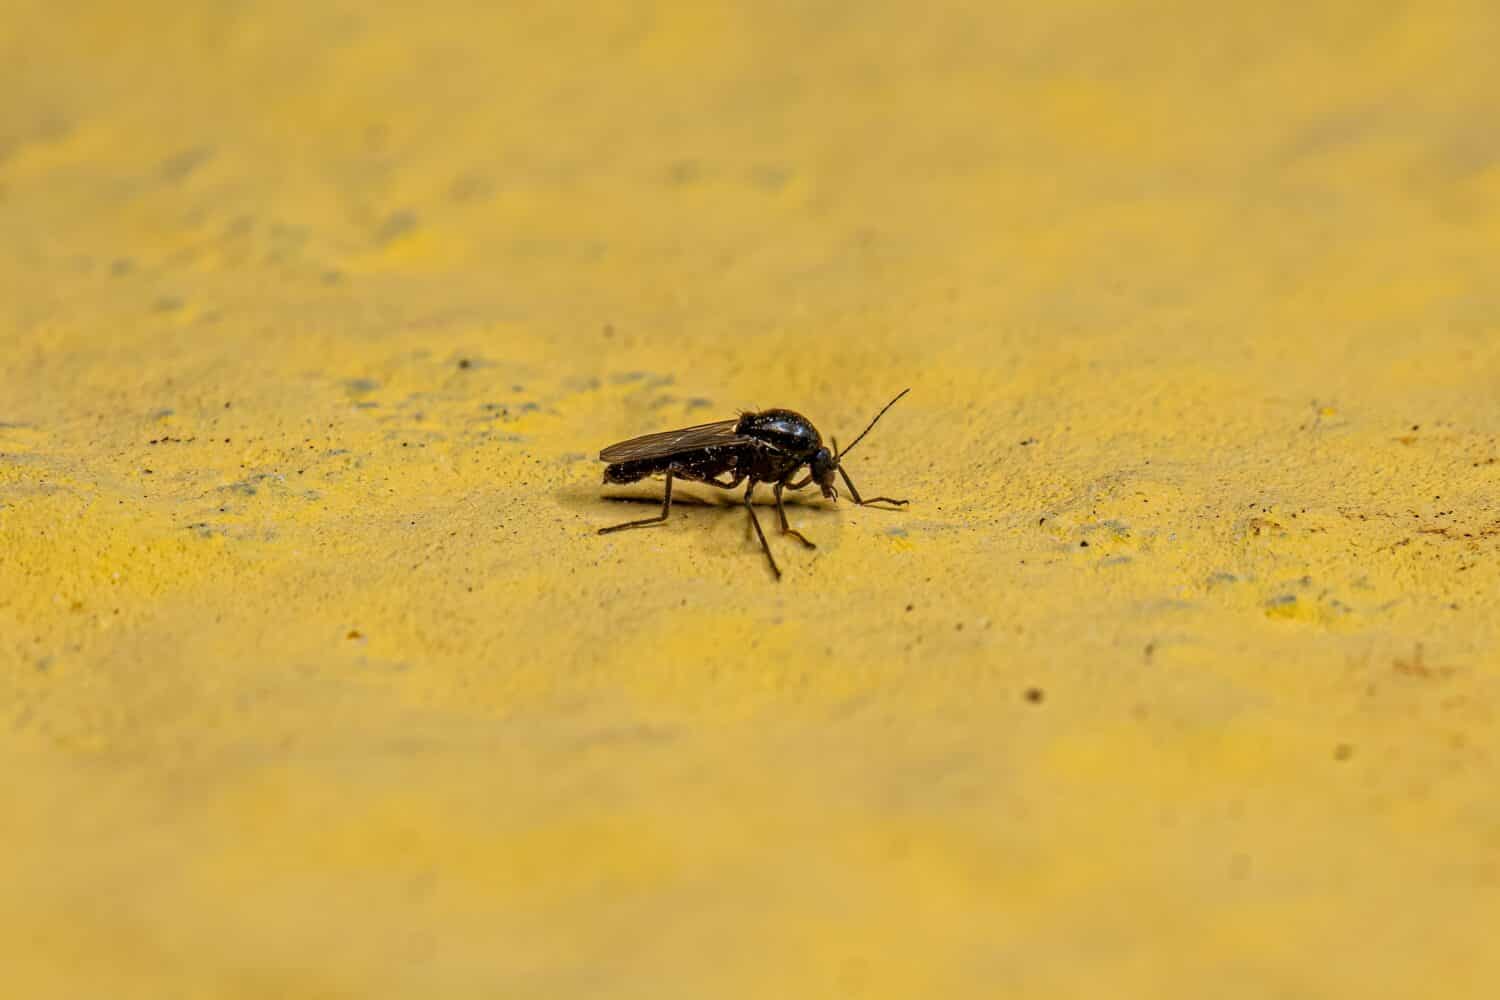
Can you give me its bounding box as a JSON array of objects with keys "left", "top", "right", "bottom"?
[{"left": 599, "top": 418, "right": 747, "bottom": 462}]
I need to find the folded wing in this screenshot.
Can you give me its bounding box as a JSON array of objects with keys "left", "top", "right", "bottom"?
[{"left": 599, "top": 418, "right": 747, "bottom": 462}]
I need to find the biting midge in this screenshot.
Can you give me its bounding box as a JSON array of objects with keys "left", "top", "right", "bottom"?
[{"left": 597, "top": 389, "right": 910, "bottom": 578}]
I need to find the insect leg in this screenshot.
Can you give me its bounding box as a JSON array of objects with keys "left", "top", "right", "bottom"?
[
  {"left": 599, "top": 472, "right": 676, "bottom": 533},
  {"left": 837, "top": 466, "right": 909, "bottom": 508},
  {"left": 743, "top": 481, "right": 781, "bottom": 578},
  {"left": 774, "top": 481, "right": 816, "bottom": 549},
  {"left": 784, "top": 474, "right": 813, "bottom": 490}
]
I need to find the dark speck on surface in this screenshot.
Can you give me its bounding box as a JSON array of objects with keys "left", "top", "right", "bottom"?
[
  {"left": 667, "top": 160, "right": 701, "bottom": 185},
  {"left": 750, "top": 163, "right": 791, "bottom": 190},
  {"left": 1025, "top": 687, "right": 1045, "bottom": 704},
  {"left": 159, "top": 146, "right": 213, "bottom": 182},
  {"left": 448, "top": 172, "right": 493, "bottom": 202},
  {"left": 1079, "top": 540, "right": 1089, "bottom": 548},
  {"left": 375, "top": 211, "right": 417, "bottom": 244}
]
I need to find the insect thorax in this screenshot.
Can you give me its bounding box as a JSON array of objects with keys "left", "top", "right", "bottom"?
[{"left": 737, "top": 409, "right": 822, "bottom": 456}]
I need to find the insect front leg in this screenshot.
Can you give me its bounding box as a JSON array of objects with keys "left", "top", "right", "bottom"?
[
  {"left": 773, "top": 481, "right": 816, "bottom": 549},
  {"left": 743, "top": 481, "right": 780, "bottom": 578},
  {"left": 837, "top": 466, "right": 908, "bottom": 508},
  {"left": 599, "top": 472, "right": 676, "bottom": 534}
]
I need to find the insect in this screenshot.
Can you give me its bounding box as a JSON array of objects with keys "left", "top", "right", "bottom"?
[{"left": 597, "top": 388, "right": 911, "bottom": 578}]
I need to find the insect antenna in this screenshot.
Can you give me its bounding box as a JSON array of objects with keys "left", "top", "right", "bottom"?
[{"left": 834, "top": 388, "right": 910, "bottom": 463}]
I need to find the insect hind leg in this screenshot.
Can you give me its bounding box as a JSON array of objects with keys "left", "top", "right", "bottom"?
[{"left": 599, "top": 472, "right": 676, "bottom": 534}]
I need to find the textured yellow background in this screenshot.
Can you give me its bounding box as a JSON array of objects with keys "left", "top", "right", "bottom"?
[{"left": 3, "top": 1, "right": 1499, "bottom": 996}]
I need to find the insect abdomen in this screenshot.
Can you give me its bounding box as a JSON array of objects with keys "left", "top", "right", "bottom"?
[{"left": 603, "top": 456, "right": 671, "bottom": 484}]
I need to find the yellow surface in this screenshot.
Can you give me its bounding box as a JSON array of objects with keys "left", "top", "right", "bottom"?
[{"left": 3, "top": 1, "right": 1499, "bottom": 996}]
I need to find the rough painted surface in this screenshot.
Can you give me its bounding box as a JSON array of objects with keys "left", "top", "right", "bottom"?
[{"left": 3, "top": 1, "right": 1499, "bottom": 996}]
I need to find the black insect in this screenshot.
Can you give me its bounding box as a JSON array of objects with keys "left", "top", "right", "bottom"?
[{"left": 597, "top": 389, "right": 910, "bottom": 578}]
